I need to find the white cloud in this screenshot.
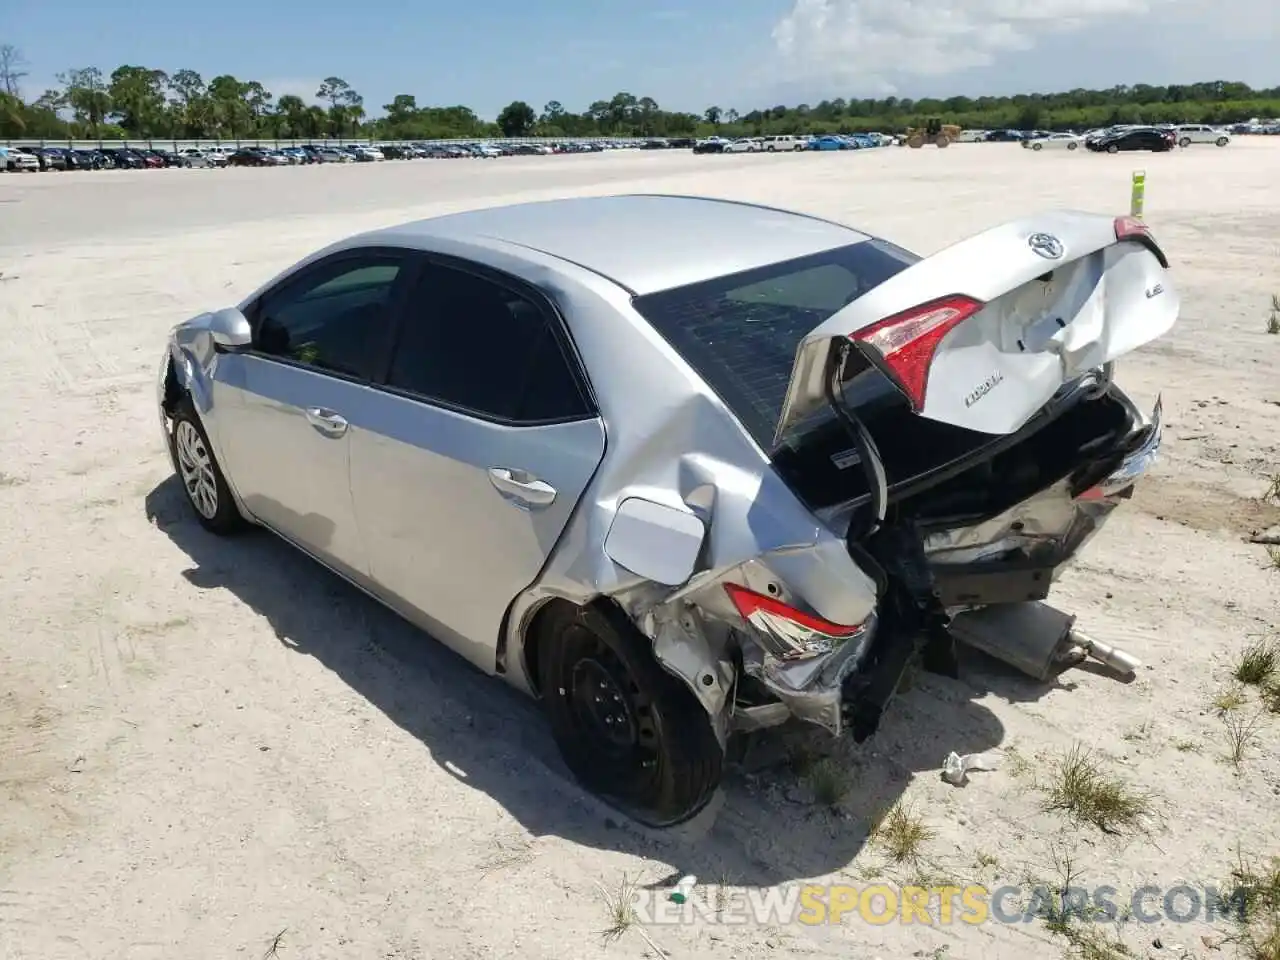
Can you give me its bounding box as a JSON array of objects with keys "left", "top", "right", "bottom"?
[{"left": 769, "top": 0, "right": 1219, "bottom": 91}]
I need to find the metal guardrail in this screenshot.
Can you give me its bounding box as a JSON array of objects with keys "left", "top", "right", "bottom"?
[{"left": 1, "top": 135, "right": 635, "bottom": 150}]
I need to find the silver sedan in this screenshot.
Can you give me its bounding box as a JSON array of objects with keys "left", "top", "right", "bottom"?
[{"left": 159, "top": 195, "right": 1177, "bottom": 825}]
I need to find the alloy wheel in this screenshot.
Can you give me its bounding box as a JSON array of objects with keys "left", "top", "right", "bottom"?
[{"left": 175, "top": 420, "right": 219, "bottom": 519}]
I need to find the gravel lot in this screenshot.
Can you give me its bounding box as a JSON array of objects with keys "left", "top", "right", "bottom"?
[{"left": 2, "top": 142, "right": 1278, "bottom": 960}]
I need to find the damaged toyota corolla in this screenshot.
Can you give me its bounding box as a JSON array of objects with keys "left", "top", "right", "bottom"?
[{"left": 158, "top": 195, "right": 1176, "bottom": 826}]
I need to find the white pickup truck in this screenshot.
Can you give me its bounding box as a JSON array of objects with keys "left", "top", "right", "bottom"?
[{"left": 1, "top": 147, "right": 40, "bottom": 172}]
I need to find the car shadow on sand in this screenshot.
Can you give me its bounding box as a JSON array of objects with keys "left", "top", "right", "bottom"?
[{"left": 142, "top": 475, "right": 1069, "bottom": 887}]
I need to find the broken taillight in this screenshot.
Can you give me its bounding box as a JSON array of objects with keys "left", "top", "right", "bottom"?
[
  {"left": 848, "top": 294, "right": 985, "bottom": 412},
  {"left": 1113, "top": 215, "right": 1169, "bottom": 267},
  {"left": 1113, "top": 215, "right": 1149, "bottom": 240},
  {"left": 724, "top": 583, "right": 867, "bottom": 662}
]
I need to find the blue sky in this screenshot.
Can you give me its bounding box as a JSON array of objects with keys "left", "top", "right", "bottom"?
[{"left": 3, "top": 0, "right": 1276, "bottom": 119}]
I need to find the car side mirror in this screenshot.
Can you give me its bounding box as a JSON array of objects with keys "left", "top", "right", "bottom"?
[{"left": 209, "top": 307, "right": 252, "bottom": 350}]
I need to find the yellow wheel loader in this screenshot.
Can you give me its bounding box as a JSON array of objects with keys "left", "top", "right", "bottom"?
[{"left": 902, "top": 117, "right": 961, "bottom": 148}]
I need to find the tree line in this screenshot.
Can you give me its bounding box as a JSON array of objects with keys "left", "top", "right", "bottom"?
[{"left": 2, "top": 45, "right": 1278, "bottom": 143}]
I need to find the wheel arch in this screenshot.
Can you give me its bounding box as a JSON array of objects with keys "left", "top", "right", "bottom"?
[
  {"left": 160, "top": 349, "right": 190, "bottom": 418},
  {"left": 513, "top": 595, "right": 628, "bottom": 699},
  {"left": 160, "top": 344, "right": 252, "bottom": 524}
]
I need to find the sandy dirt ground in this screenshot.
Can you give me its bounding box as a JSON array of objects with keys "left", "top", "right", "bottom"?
[{"left": 1, "top": 142, "right": 1278, "bottom": 960}]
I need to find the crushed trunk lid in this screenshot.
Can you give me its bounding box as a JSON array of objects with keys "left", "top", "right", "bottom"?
[{"left": 774, "top": 211, "right": 1178, "bottom": 443}]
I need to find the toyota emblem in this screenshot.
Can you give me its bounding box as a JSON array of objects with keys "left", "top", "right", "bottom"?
[{"left": 1028, "top": 233, "right": 1064, "bottom": 259}]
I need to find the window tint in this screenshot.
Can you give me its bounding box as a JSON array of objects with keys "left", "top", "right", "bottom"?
[
  {"left": 255, "top": 257, "right": 403, "bottom": 379},
  {"left": 387, "top": 264, "right": 591, "bottom": 422},
  {"left": 631, "top": 240, "right": 916, "bottom": 449}
]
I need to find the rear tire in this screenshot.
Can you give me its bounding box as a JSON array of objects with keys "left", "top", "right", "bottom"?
[
  {"left": 169, "top": 395, "right": 245, "bottom": 535},
  {"left": 539, "top": 603, "right": 724, "bottom": 827},
  {"left": 1032, "top": 142, "right": 1043, "bottom": 151}
]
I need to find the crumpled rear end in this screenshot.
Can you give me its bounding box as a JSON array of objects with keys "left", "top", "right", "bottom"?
[{"left": 925, "top": 390, "right": 1161, "bottom": 610}]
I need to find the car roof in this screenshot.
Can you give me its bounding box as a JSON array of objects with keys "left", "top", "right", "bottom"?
[{"left": 364, "top": 195, "right": 869, "bottom": 295}]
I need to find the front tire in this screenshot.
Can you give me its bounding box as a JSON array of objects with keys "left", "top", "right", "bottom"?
[
  {"left": 1216, "top": 137, "right": 1228, "bottom": 147},
  {"left": 1032, "top": 142, "right": 1043, "bottom": 151},
  {"left": 1107, "top": 144, "right": 1119, "bottom": 154},
  {"left": 1179, "top": 137, "right": 1191, "bottom": 148},
  {"left": 1067, "top": 141, "right": 1078, "bottom": 150},
  {"left": 539, "top": 603, "right": 724, "bottom": 826},
  {"left": 170, "top": 396, "right": 244, "bottom": 535}
]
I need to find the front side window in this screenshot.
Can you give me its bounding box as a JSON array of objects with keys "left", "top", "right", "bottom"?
[
  {"left": 253, "top": 257, "right": 404, "bottom": 379},
  {"left": 387, "top": 264, "right": 591, "bottom": 423}
]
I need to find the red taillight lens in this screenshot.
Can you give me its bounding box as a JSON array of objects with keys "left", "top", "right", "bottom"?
[
  {"left": 724, "top": 584, "right": 866, "bottom": 661},
  {"left": 1114, "top": 215, "right": 1149, "bottom": 239},
  {"left": 848, "top": 294, "right": 984, "bottom": 411},
  {"left": 1113, "top": 215, "right": 1169, "bottom": 267}
]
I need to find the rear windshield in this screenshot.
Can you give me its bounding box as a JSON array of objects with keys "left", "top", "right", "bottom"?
[{"left": 631, "top": 240, "right": 916, "bottom": 449}]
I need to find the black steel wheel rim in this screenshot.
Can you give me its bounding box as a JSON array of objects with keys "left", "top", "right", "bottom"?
[{"left": 566, "top": 632, "right": 661, "bottom": 777}]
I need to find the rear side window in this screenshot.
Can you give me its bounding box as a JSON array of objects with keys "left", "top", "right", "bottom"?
[
  {"left": 386, "top": 264, "right": 592, "bottom": 423},
  {"left": 631, "top": 240, "right": 915, "bottom": 449}
]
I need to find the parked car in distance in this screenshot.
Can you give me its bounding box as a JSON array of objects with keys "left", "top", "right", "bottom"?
[
  {"left": 1023, "top": 132, "right": 1085, "bottom": 151},
  {"left": 762, "top": 135, "right": 806, "bottom": 151},
  {"left": 723, "top": 137, "right": 764, "bottom": 153},
  {"left": 30, "top": 147, "right": 68, "bottom": 170},
  {"left": 1086, "top": 127, "right": 1176, "bottom": 153},
  {"left": 179, "top": 149, "right": 209, "bottom": 168},
  {"left": 1172, "top": 124, "right": 1230, "bottom": 147},
  {"left": 73, "top": 149, "right": 111, "bottom": 169},
  {"left": 807, "top": 135, "right": 847, "bottom": 151},
  {"left": 226, "top": 148, "right": 275, "bottom": 167},
  {"left": 98, "top": 147, "right": 145, "bottom": 169},
  {"left": 693, "top": 137, "right": 729, "bottom": 154},
  {"left": 157, "top": 195, "right": 1176, "bottom": 827},
  {"left": 1, "top": 146, "right": 40, "bottom": 171}
]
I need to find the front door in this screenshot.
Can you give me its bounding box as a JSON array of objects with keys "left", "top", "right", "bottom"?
[
  {"left": 213, "top": 251, "right": 413, "bottom": 580},
  {"left": 349, "top": 261, "right": 606, "bottom": 671}
]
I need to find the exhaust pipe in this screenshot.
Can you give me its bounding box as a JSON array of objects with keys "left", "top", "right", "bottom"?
[{"left": 947, "top": 602, "right": 1141, "bottom": 681}]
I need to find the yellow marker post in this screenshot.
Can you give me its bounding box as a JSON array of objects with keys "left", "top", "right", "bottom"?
[{"left": 1130, "top": 170, "right": 1146, "bottom": 219}]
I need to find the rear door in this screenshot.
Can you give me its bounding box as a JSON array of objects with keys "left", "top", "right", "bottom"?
[
  {"left": 776, "top": 210, "right": 1178, "bottom": 441},
  {"left": 348, "top": 259, "right": 605, "bottom": 672}
]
